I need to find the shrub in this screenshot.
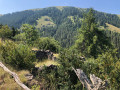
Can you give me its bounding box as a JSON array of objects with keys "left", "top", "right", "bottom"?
[
  {"left": 0, "top": 40, "right": 36, "bottom": 70},
  {"left": 0, "top": 25, "right": 12, "bottom": 39},
  {"left": 36, "top": 37, "right": 61, "bottom": 53}
]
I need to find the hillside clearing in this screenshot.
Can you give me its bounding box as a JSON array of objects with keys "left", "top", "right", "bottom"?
[
  {"left": 35, "top": 59, "right": 59, "bottom": 67},
  {"left": 105, "top": 23, "right": 120, "bottom": 33},
  {"left": 117, "top": 15, "right": 120, "bottom": 19},
  {"left": 36, "top": 16, "right": 55, "bottom": 29},
  {"left": 56, "top": 6, "right": 66, "bottom": 11}
]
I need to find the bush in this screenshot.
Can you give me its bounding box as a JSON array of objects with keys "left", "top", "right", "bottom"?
[
  {"left": 0, "top": 40, "right": 36, "bottom": 70},
  {"left": 0, "top": 25, "right": 12, "bottom": 39},
  {"left": 36, "top": 37, "right": 61, "bottom": 53}
]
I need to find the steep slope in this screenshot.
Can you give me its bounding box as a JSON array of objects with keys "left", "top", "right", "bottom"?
[
  {"left": 36, "top": 16, "right": 56, "bottom": 29},
  {"left": 0, "top": 7, "right": 120, "bottom": 28},
  {"left": 105, "top": 23, "right": 120, "bottom": 33},
  {"left": 0, "top": 7, "right": 120, "bottom": 47}
]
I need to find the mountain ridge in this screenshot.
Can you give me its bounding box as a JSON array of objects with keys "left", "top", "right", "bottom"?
[
  {"left": 0, "top": 6, "right": 120, "bottom": 47},
  {"left": 0, "top": 6, "right": 120, "bottom": 28}
]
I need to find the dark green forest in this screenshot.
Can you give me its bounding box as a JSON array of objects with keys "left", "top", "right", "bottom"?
[
  {"left": 0, "top": 7, "right": 120, "bottom": 48},
  {"left": 0, "top": 7, "right": 120, "bottom": 89}
]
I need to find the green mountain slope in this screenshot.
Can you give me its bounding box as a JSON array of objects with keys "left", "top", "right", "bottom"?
[
  {"left": 0, "top": 7, "right": 120, "bottom": 28},
  {"left": 0, "top": 6, "right": 120, "bottom": 47},
  {"left": 105, "top": 23, "right": 120, "bottom": 33}
]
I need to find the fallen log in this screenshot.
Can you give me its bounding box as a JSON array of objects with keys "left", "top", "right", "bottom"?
[
  {"left": 72, "top": 67, "right": 108, "bottom": 90},
  {"left": 0, "top": 62, "right": 30, "bottom": 90}
]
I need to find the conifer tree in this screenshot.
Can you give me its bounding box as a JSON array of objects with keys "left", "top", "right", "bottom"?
[{"left": 75, "top": 8, "right": 112, "bottom": 58}]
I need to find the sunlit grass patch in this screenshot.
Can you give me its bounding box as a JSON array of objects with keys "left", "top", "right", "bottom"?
[
  {"left": 53, "top": 53, "right": 59, "bottom": 58},
  {"left": 36, "top": 16, "right": 56, "bottom": 29},
  {"left": 56, "top": 6, "right": 66, "bottom": 11},
  {"left": 32, "top": 47, "right": 39, "bottom": 51},
  {"left": 105, "top": 23, "right": 120, "bottom": 33},
  {"left": 0, "top": 67, "right": 22, "bottom": 90},
  {"left": 17, "top": 70, "right": 30, "bottom": 83},
  {"left": 36, "top": 59, "right": 59, "bottom": 67},
  {"left": 117, "top": 15, "right": 120, "bottom": 19}
]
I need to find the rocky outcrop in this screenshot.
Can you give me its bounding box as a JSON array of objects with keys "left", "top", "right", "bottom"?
[
  {"left": 72, "top": 67, "right": 108, "bottom": 90},
  {"left": 25, "top": 74, "right": 33, "bottom": 81},
  {"left": 33, "top": 50, "right": 57, "bottom": 61}
]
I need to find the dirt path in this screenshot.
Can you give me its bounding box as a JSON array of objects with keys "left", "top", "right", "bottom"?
[{"left": 0, "top": 62, "right": 30, "bottom": 90}]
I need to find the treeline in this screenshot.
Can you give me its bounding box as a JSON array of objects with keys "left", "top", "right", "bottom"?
[
  {"left": 0, "top": 7, "right": 120, "bottom": 28},
  {"left": 1, "top": 7, "right": 120, "bottom": 49},
  {"left": 1, "top": 7, "right": 120, "bottom": 48}
]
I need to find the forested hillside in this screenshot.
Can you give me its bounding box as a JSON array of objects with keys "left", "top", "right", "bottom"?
[
  {"left": 1, "top": 8, "right": 120, "bottom": 89},
  {"left": 0, "top": 7, "right": 120, "bottom": 48}
]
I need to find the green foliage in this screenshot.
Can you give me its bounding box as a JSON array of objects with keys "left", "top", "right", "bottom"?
[
  {"left": 104, "top": 30, "right": 120, "bottom": 58},
  {"left": 0, "top": 7, "right": 120, "bottom": 48},
  {"left": 36, "top": 9, "right": 120, "bottom": 90},
  {"left": 19, "top": 24, "right": 39, "bottom": 45},
  {"left": 13, "top": 32, "right": 26, "bottom": 42},
  {"left": 75, "top": 9, "right": 112, "bottom": 58},
  {"left": 0, "top": 7, "right": 120, "bottom": 89},
  {"left": 0, "top": 25, "right": 12, "bottom": 39},
  {"left": 11, "top": 27, "right": 16, "bottom": 37},
  {"left": 35, "top": 37, "right": 60, "bottom": 53},
  {"left": 0, "top": 40, "right": 36, "bottom": 70},
  {"left": 96, "top": 49, "right": 120, "bottom": 89},
  {"left": 37, "top": 49, "right": 83, "bottom": 90}
]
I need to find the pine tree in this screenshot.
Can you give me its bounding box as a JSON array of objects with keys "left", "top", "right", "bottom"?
[{"left": 75, "top": 8, "right": 112, "bottom": 58}]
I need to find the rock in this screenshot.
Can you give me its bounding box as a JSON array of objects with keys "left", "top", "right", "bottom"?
[
  {"left": 52, "top": 56, "right": 57, "bottom": 61},
  {"left": 32, "top": 50, "right": 55, "bottom": 61},
  {"left": 26, "top": 79, "right": 38, "bottom": 88},
  {"left": 80, "top": 56, "right": 86, "bottom": 61},
  {"left": 36, "top": 50, "right": 48, "bottom": 61},
  {"left": 24, "top": 74, "right": 33, "bottom": 80},
  {"left": 46, "top": 65, "right": 57, "bottom": 70}
]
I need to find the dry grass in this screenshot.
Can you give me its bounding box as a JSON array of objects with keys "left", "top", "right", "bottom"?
[
  {"left": 56, "top": 6, "right": 66, "bottom": 11},
  {"left": 117, "top": 15, "right": 120, "bottom": 19},
  {"left": 105, "top": 23, "right": 120, "bottom": 33},
  {"left": 53, "top": 53, "right": 59, "bottom": 58},
  {"left": 0, "top": 67, "right": 22, "bottom": 90},
  {"left": 32, "top": 47, "right": 39, "bottom": 51},
  {"left": 0, "top": 62, "right": 30, "bottom": 89},
  {"left": 35, "top": 59, "right": 59, "bottom": 67},
  {"left": 16, "top": 70, "right": 30, "bottom": 83},
  {"left": 36, "top": 16, "right": 55, "bottom": 29}
]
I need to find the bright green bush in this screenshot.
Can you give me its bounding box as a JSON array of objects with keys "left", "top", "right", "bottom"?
[
  {"left": 0, "top": 40, "right": 36, "bottom": 70},
  {"left": 36, "top": 37, "right": 61, "bottom": 53},
  {"left": 0, "top": 25, "right": 12, "bottom": 39}
]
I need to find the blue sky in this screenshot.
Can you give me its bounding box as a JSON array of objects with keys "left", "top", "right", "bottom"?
[{"left": 0, "top": 0, "right": 120, "bottom": 14}]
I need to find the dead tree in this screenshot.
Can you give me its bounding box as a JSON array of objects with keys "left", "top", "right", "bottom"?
[
  {"left": 72, "top": 67, "right": 108, "bottom": 90},
  {"left": 0, "top": 62, "right": 30, "bottom": 90}
]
